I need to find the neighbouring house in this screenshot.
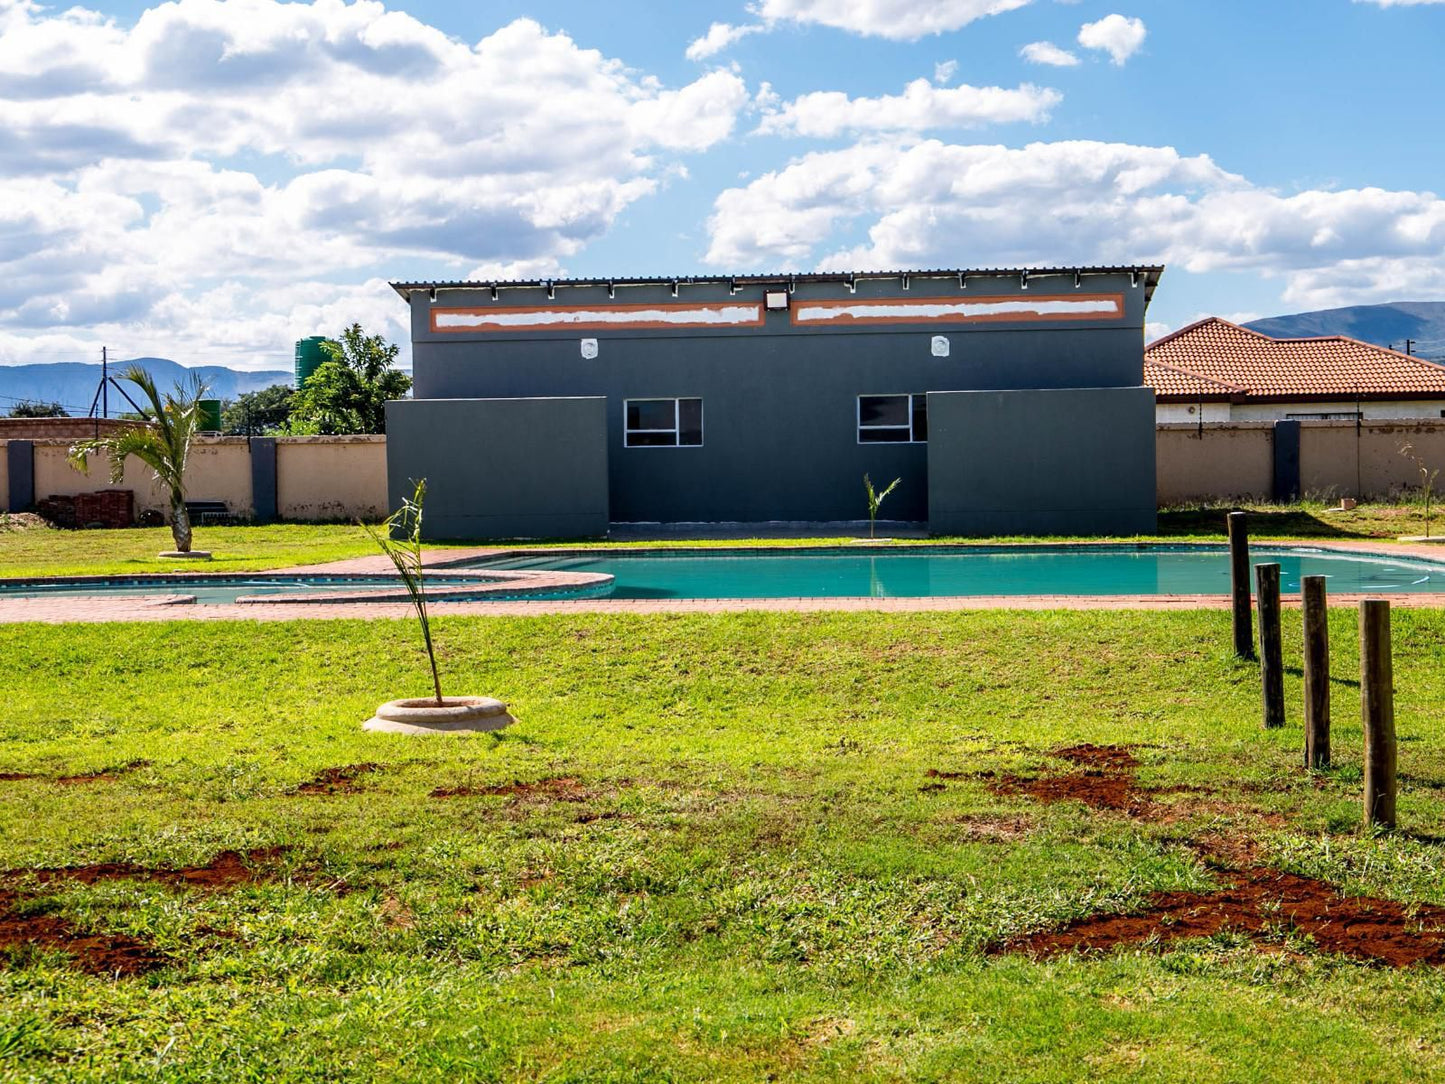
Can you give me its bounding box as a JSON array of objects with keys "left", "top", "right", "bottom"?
[
  {"left": 1146, "top": 317, "right": 1445, "bottom": 423},
  {"left": 385, "top": 266, "right": 1164, "bottom": 539}
]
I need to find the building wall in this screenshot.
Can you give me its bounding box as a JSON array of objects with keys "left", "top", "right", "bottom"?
[
  {"left": 275, "top": 436, "right": 387, "bottom": 521},
  {"left": 1156, "top": 400, "right": 1445, "bottom": 424},
  {"left": 386, "top": 398, "right": 608, "bottom": 539},
  {"left": 929, "top": 387, "right": 1156, "bottom": 535},
  {"left": 406, "top": 272, "right": 1152, "bottom": 523},
  {"left": 1156, "top": 402, "right": 1231, "bottom": 424}
]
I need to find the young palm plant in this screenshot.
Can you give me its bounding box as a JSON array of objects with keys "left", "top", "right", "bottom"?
[
  {"left": 364, "top": 479, "right": 443, "bottom": 705},
  {"left": 864, "top": 473, "right": 901, "bottom": 539},
  {"left": 69, "top": 366, "right": 208, "bottom": 554}
]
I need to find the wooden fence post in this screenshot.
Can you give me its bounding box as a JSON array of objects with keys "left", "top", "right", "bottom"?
[
  {"left": 1256, "top": 563, "right": 1284, "bottom": 728},
  {"left": 1361, "top": 599, "right": 1397, "bottom": 830},
  {"left": 1228, "top": 512, "right": 1254, "bottom": 659},
  {"left": 1302, "top": 575, "right": 1330, "bottom": 769}
]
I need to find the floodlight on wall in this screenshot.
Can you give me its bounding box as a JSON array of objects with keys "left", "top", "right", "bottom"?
[
  {"left": 580, "top": 338, "right": 598, "bottom": 360},
  {"left": 931, "top": 336, "right": 950, "bottom": 358},
  {"left": 764, "top": 290, "right": 789, "bottom": 311}
]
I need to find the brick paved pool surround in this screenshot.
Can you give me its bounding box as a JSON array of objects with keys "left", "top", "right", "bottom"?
[{"left": 1, "top": 540, "right": 1443, "bottom": 623}]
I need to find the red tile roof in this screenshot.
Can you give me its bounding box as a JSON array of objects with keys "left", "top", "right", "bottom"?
[{"left": 1145, "top": 317, "right": 1445, "bottom": 403}]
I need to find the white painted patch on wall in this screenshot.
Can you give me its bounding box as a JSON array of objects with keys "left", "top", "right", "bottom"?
[
  {"left": 793, "top": 295, "right": 1123, "bottom": 326},
  {"left": 433, "top": 303, "right": 764, "bottom": 332}
]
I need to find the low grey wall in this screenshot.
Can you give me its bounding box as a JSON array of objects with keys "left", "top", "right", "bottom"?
[
  {"left": 385, "top": 397, "right": 609, "bottom": 539},
  {"left": 927, "top": 387, "right": 1157, "bottom": 535}
]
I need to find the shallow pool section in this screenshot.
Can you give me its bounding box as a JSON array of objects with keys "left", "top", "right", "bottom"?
[
  {"left": 470, "top": 545, "right": 1445, "bottom": 600},
  {"left": 0, "top": 571, "right": 613, "bottom": 605}
]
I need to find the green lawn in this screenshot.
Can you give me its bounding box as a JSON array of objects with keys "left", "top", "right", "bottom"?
[
  {"left": 1, "top": 499, "right": 1442, "bottom": 580},
  {"left": 3, "top": 609, "right": 1445, "bottom": 1080}
]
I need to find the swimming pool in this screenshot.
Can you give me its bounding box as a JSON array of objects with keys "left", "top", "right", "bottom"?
[
  {"left": 2, "top": 545, "right": 1441, "bottom": 605},
  {"left": 470, "top": 544, "right": 1445, "bottom": 600}
]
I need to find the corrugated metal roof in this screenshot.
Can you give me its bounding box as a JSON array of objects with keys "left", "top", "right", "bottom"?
[
  {"left": 391, "top": 265, "right": 1166, "bottom": 304},
  {"left": 1145, "top": 317, "right": 1445, "bottom": 402}
]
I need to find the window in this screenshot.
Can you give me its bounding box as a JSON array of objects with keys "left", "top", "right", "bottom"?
[
  {"left": 858, "top": 394, "right": 927, "bottom": 443},
  {"left": 625, "top": 398, "right": 703, "bottom": 447}
]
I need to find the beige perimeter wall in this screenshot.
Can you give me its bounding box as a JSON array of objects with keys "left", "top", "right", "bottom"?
[
  {"left": 5, "top": 421, "right": 1445, "bottom": 521},
  {"left": 1157, "top": 420, "right": 1445, "bottom": 504}
]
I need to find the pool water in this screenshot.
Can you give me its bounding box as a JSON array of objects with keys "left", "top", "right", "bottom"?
[
  {"left": 0, "top": 575, "right": 509, "bottom": 605},
  {"left": 472, "top": 545, "right": 1445, "bottom": 600}
]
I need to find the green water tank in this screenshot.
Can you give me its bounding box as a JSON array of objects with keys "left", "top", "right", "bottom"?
[
  {"left": 197, "top": 398, "right": 222, "bottom": 433},
  {"left": 294, "top": 335, "right": 330, "bottom": 389}
]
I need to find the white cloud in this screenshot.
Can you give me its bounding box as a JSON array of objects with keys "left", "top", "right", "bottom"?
[
  {"left": 933, "top": 59, "right": 958, "bottom": 85},
  {"left": 704, "top": 138, "right": 1445, "bottom": 309},
  {"left": 1077, "top": 14, "right": 1146, "bottom": 65},
  {"left": 1020, "top": 41, "right": 1080, "bottom": 66},
  {"left": 0, "top": 4, "right": 750, "bottom": 367},
  {"left": 1354, "top": 0, "right": 1445, "bottom": 5},
  {"left": 756, "top": 78, "right": 1061, "bottom": 137},
  {"left": 685, "top": 21, "right": 763, "bottom": 60},
  {"left": 752, "top": 0, "right": 1033, "bottom": 40}
]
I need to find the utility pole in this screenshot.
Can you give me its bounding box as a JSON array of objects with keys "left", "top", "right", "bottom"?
[
  {"left": 1404, "top": 339, "right": 1416, "bottom": 357},
  {"left": 102, "top": 346, "right": 108, "bottom": 419}
]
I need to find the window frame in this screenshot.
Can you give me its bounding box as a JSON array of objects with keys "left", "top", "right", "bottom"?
[
  {"left": 623, "top": 396, "right": 704, "bottom": 448},
  {"left": 857, "top": 393, "right": 927, "bottom": 445}
]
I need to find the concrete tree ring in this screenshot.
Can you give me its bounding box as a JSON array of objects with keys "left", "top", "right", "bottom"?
[
  {"left": 363, "top": 696, "right": 515, "bottom": 735},
  {"left": 159, "top": 551, "right": 213, "bottom": 559}
]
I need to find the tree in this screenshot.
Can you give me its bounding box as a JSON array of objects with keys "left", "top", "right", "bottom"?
[
  {"left": 289, "top": 324, "right": 410, "bottom": 434},
  {"left": 68, "top": 366, "right": 208, "bottom": 554},
  {"left": 7, "top": 400, "right": 68, "bottom": 418},
  {"left": 223, "top": 384, "right": 295, "bottom": 435},
  {"left": 364, "top": 479, "right": 443, "bottom": 705}
]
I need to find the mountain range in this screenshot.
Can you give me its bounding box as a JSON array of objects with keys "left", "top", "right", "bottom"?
[
  {"left": 0, "top": 359, "right": 292, "bottom": 416},
  {"left": 1244, "top": 301, "right": 1445, "bottom": 360}
]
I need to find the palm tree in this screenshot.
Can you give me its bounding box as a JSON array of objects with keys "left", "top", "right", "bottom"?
[{"left": 69, "top": 366, "right": 208, "bottom": 554}]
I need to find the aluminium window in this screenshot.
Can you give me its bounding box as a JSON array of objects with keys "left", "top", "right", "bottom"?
[
  {"left": 624, "top": 397, "right": 703, "bottom": 447},
  {"left": 858, "top": 394, "right": 927, "bottom": 443}
]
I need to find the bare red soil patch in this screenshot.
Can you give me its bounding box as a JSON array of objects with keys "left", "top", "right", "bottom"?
[
  {"left": 431, "top": 776, "right": 590, "bottom": 801},
  {"left": 9, "top": 846, "right": 286, "bottom": 891},
  {"left": 0, "top": 772, "right": 37, "bottom": 782},
  {"left": 1003, "top": 865, "right": 1445, "bottom": 968},
  {"left": 974, "top": 744, "right": 1206, "bottom": 814},
  {"left": 54, "top": 760, "right": 151, "bottom": 786},
  {"left": 297, "top": 764, "right": 381, "bottom": 795},
  {"left": 0, "top": 891, "right": 165, "bottom": 976}
]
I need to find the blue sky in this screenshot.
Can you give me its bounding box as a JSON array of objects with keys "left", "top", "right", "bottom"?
[{"left": 2, "top": 0, "right": 1443, "bottom": 369}]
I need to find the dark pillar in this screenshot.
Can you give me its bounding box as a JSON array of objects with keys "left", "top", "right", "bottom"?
[
  {"left": 250, "top": 437, "right": 278, "bottom": 524},
  {"left": 1272, "top": 419, "right": 1301, "bottom": 502},
  {"left": 7, "top": 439, "right": 34, "bottom": 512},
  {"left": 1302, "top": 575, "right": 1331, "bottom": 769},
  {"left": 1228, "top": 512, "right": 1254, "bottom": 659},
  {"left": 1256, "top": 562, "right": 1285, "bottom": 729}
]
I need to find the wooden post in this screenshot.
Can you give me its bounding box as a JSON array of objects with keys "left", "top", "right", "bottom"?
[
  {"left": 1361, "top": 599, "right": 1397, "bottom": 830},
  {"left": 1302, "top": 575, "right": 1330, "bottom": 768},
  {"left": 1228, "top": 512, "right": 1254, "bottom": 659},
  {"left": 1256, "top": 563, "right": 1284, "bottom": 728}
]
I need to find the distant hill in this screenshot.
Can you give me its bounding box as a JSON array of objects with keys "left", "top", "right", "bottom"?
[
  {"left": 1244, "top": 302, "right": 1445, "bottom": 361},
  {"left": 0, "top": 359, "right": 292, "bottom": 417}
]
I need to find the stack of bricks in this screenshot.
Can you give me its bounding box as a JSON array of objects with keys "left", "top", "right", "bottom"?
[{"left": 36, "top": 490, "right": 134, "bottom": 529}]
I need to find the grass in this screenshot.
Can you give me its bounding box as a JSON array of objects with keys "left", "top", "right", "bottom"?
[
  {"left": 3, "top": 608, "right": 1445, "bottom": 1079},
  {"left": 0, "top": 499, "right": 1441, "bottom": 580}
]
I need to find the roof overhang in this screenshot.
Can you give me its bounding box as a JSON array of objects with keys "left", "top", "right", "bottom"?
[{"left": 390, "top": 266, "right": 1166, "bottom": 307}]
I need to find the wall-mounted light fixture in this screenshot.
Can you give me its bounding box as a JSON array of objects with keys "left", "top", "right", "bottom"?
[
  {"left": 580, "top": 338, "right": 598, "bottom": 360},
  {"left": 764, "top": 290, "right": 789, "bottom": 311},
  {"left": 931, "top": 335, "right": 950, "bottom": 358}
]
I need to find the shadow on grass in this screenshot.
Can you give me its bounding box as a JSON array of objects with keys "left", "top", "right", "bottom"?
[
  {"left": 1283, "top": 665, "right": 1361, "bottom": 689},
  {"left": 1156, "top": 507, "right": 1381, "bottom": 540}
]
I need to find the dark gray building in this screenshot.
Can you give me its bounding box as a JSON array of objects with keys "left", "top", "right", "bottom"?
[{"left": 387, "top": 267, "right": 1163, "bottom": 539}]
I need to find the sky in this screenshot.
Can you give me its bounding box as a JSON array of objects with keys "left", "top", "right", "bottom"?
[{"left": 2, "top": 0, "right": 1444, "bottom": 372}]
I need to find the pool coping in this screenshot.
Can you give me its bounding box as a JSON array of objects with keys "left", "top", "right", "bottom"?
[{"left": 1, "top": 538, "right": 1443, "bottom": 622}]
